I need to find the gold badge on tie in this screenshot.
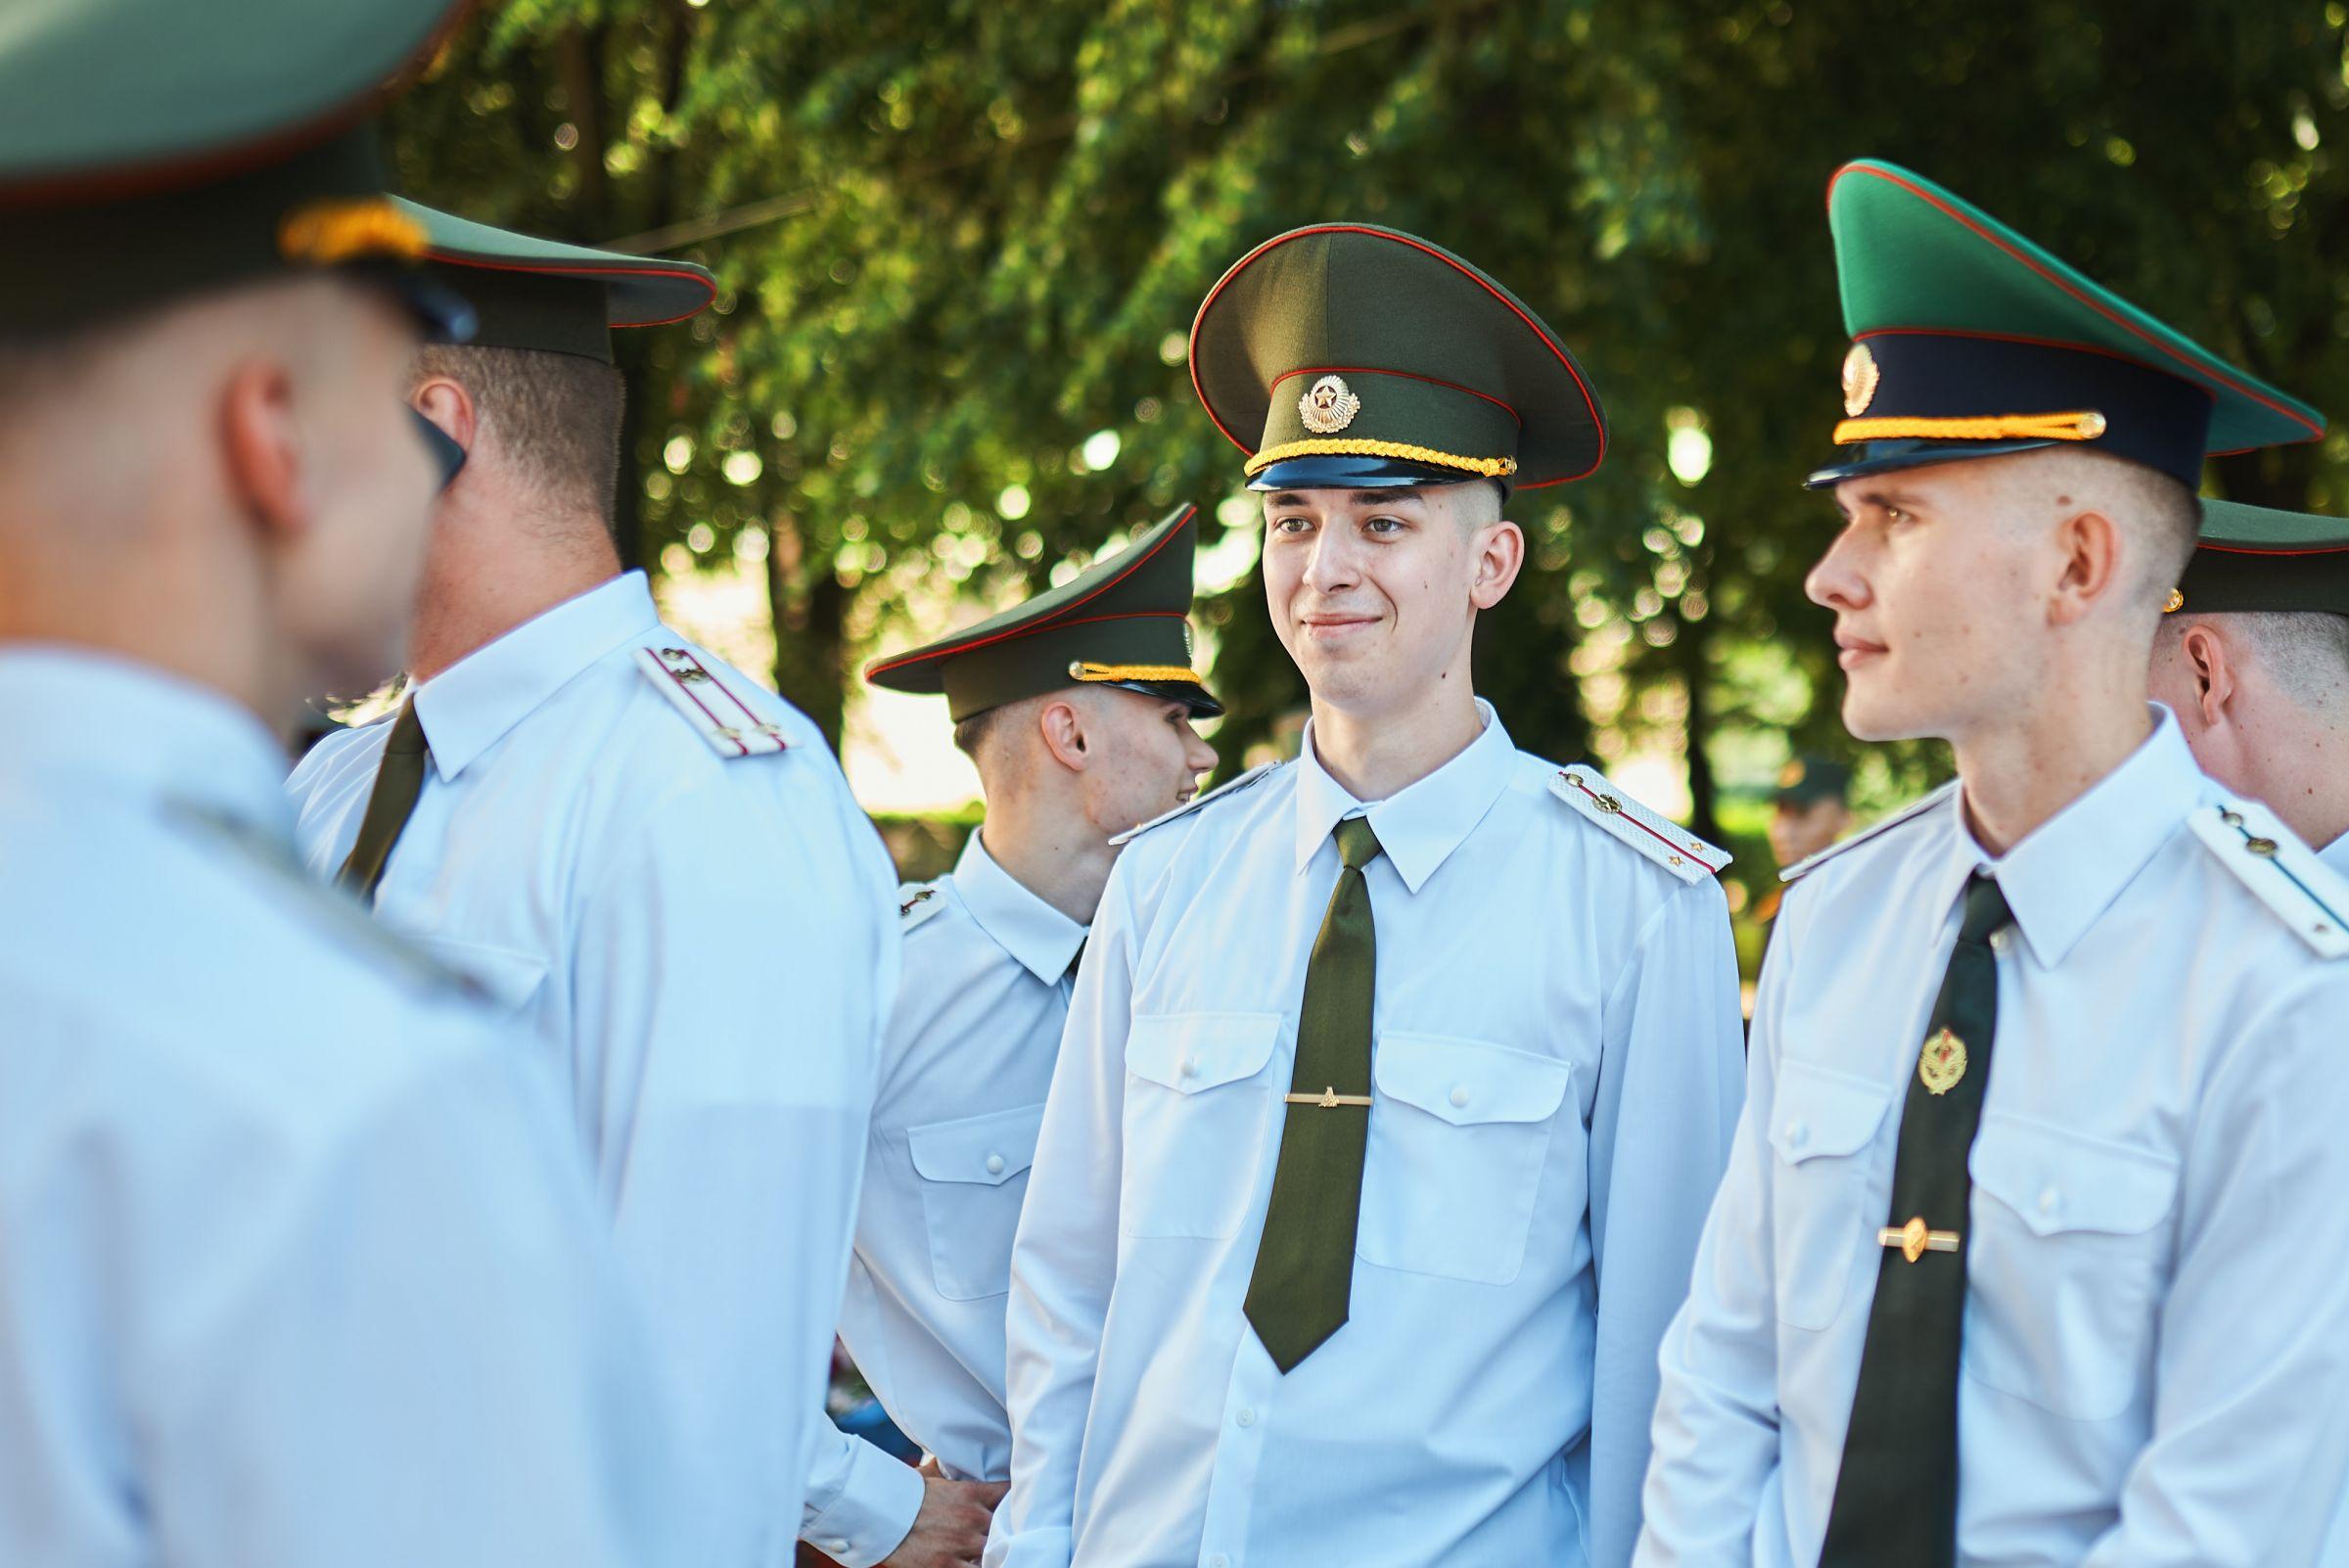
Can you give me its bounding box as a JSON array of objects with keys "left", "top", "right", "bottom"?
[{"left": 1918, "top": 1027, "right": 1966, "bottom": 1095}]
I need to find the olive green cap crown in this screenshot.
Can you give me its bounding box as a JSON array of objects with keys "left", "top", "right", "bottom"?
[{"left": 1189, "top": 223, "right": 1605, "bottom": 495}]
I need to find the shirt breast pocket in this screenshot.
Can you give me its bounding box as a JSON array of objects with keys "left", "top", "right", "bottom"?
[
  {"left": 1121, "top": 1012, "right": 1282, "bottom": 1239},
  {"left": 1962, "top": 1114, "right": 2179, "bottom": 1421},
  {"left": 1357, "top": 1032, "right": 1575, "bottom": 1286},
  {"left": 416, "top": 935, "right": 552, "bottom": 1016},
  {"left": 1768, "top": 1058, "right": 1897, "bottom": 1332},
  {"left": 905, "top": 1102, "right": 1045, "bottom": 1302}
]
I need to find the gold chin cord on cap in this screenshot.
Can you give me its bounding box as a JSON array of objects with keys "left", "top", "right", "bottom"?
[
  {"left": 1069, "top": 661, "right": 1203, "bottom": 683},
  {"left": 277, "top": 197, "right": 431, "bottom": 266},
  {"left": 1243, "top": 438, "right": 1518, "bottom": 480},
  {"left": 1831, "top": 409, "right": 2108, "bottom": 444}
]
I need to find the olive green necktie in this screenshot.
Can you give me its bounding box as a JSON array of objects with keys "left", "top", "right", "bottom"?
[
  {"left": 336, "top": 694, "right": 429, "bottom": 903},
  {"left": 1819, "top": 871, "right": 2014, "bottom": 1568},
  {"left": 1244, "top": 814, "right": 1383, "bottom": 1372}
]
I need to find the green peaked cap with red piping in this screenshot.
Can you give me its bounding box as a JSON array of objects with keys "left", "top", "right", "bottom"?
[
  {"left": 864, "top": 503, "right": 1221, "bottom": 723},
  {"left": 2168, "top": 498, "right": 2349, "bottom": 618},
  {"left": 395, "top": 198, "right": 715, "bottom": 364},
  {"left": 1189, "top": 223, "right": 1606, "bottom": 496},
  {"left": 1809, "top": 160, "right": 2324, "bottom": 490}
]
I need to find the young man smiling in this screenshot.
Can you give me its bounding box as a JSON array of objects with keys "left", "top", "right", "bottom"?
[
  {"left": 1637, "top": 161, "right": 2349, "bottom": 1568},
  {"left": 988, "top": 225, "right": 1746, "bottom": 1568},
  {"left": 799, "top": 505, "right": 1221, "bottom": 1568}
]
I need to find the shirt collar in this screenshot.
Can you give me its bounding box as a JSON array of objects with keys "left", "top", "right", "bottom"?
[
  {"left": 954, "top": 829, "right": 1088, "bottom": 984},
  {"left": 2321, "top": 830, "right": 2349, "bottom": 879},
  {"left": 1291, "top": 699, "right": 1518, "bottom": 894},
  {"left": 0, "top": 645, "right": 294, "bottom": 839},
  {"left": 412, "top": 572, "right": 661, "bottom": 781},
  {"left": 1944, "top": 706, "right": 2202, "bottom": 969}
]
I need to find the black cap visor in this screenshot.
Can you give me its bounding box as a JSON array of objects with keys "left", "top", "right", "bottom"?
[{"left": 1249, "top": 452, "right": 1499, "bottom": 493}]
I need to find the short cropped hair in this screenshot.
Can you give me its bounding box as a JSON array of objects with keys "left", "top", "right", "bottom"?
[
  {"left": 2227, "top": 609, "right": 2349, "bottom": 711},
  {"left": 413, "top": 346, "right": 625, "bottom": 533}
]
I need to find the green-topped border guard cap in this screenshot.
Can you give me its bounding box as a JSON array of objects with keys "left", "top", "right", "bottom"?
[
  {"left": 398, "top": 200, "right": 717, "bottom": 363},
  {"left": 865, "top": 504, "right": 1222, "bottom": 722},
  {"left": 1189, "top": 223, "right": 1605, "bottom": 496},
  {"left": 0, "top": 0, "right": 475, "bottom": 342},
  {"left": 2167, "top": 498, "right": 2349, "bottom": 619},
  {"left": 1807, "top": 160, "right": 2325, "bottom": 491}
]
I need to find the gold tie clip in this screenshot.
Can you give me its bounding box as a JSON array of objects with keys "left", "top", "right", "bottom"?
[
  {"left": 1284, "top": 1085, "right": 1372, "bottom": 1108},
  {"left": 1878, "top": 1216, "right": 1960, "bottom": 1264}
]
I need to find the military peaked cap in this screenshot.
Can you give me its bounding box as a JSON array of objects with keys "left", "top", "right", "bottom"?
[
  {"left": 1808, "top": 160, "right": 2323, "bottom": 490},
  {"left": 1189, "top": 223, "right": 1606, "bottom": 496},
  {"left": 399, "top": 200, "right": 716, "bottom": 364},
  {"left": 865, "top": 504, "right": 1222, "bottom": 723},
  {"left": 0, "top": 0, "right": 473, "bottom": 341},
  {"left": 2169, "top": 498, "right": 2349, "bottom": 619}
]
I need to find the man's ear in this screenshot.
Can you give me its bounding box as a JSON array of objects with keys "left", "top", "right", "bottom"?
[
  {"left": 2181, "top": 623, "right": 2235, "bottom": 728},
  {"left": 1469, "top": 519, "right": 1525, "bottom": 610},
  {"left": 219, "top": 355, "right": 306, "bottom": 543},
  {"left": 410, "top": 373, "right": 477, "bottom": 452},
  {"left": 1037, "top": 696, "right": 1091, "bottom": 773},
  {"left": 2049, "top": 507, "right": 2123, "bottom": 623}
]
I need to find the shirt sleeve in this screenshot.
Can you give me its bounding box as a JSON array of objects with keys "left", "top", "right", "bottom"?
[
  {"left": 149, "top": 1036, "right": 688, "bottom": 1568},
  {"left": 1584, "top": 872, "right": 1747, "bottom": 1568},
  {"left": 982, "top": 849, "right": 1146, "bottom": 1568},
  {"left": 2078, "top": 976, "right": 2349, "bottom": 1568},
  {"left": 1635, "top": 893, "right": 1797, "bottom": 1567},
  {"left": 572, "top": 761, "right": 895, "bottom": 1566},
  {"left": 801, "top": 1414, "right": 925, "bottom": 1568}
]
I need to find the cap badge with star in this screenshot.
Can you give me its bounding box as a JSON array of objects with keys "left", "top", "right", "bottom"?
[
  {"left": 0, "top": 0, "right": 477, "bottom": 343},
  {"left": 1806, "top": 160, "right": 2324, "bottom": 490},
  {"left": 1189, "top": 222, "right": 1606, "bottom": 496},
  {"left": 2165, "top": 498, "right": 2349, "bottom": 619},
  {"left": 397, "top": 200, "right": 716, "bottom": 364},
  {"left": 864, "top": 503, "right": 1223, "bottom": 723}
]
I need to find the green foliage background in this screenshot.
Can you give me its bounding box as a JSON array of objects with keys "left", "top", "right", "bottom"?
[{"left": 388, "top": 0, "right": 2349, "bottom": 907}]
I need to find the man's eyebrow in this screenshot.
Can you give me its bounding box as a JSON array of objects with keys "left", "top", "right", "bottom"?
[{"left": 1357, "top": 487, "right": 1424, "bottom": 505}]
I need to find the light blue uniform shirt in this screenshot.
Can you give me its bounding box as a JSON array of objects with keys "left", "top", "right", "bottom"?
[
  {"left": 0, "top": 647, "right": 682, "bottom": 1567},
  {"left": 287, "top": 573, "right": 898, "bottom": 1567},
  {"left": 1638, "top": 712, "right": 2349, "bottom": 1568},
  {"left": 990, "top": 704, "right": 1746, "bottom": 1568},
  {"left": 803, "top": 831, "right": 1086, "bottom": 1564}
]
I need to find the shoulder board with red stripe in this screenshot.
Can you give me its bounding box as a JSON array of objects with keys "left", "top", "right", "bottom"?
[
  {"left": 632, "top": 645, "right": 790, "bottom": 759},
  {"left": 1549, "top": 764, "right": 1728, "bottom": 884},
  {"left": 1779, "top": 780, "right": 1958, "bottom": 883},
  {"left": 898, "top": 881, "right": 947, "bottom": 932}
]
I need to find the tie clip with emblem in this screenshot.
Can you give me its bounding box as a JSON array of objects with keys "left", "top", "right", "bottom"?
[
  {"left": 1285, "top": 1085, "right": 1372, "bottom": 1108},
  {"left": 1877, "top": 1215, "right": 1959, "bottom": 1264}
]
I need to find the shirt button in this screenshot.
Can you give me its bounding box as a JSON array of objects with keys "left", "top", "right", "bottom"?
[
  {"left": 2037, "top": 1187, "right": 2059, "bottom": 1216},
  {"left": 1235, "top": 1407, "right": 1256, "bottom": 1428},
  {"left": 986, "top": 1153, "right": 1006, "bottom": 1176},
  {"left": 826, "top": 1544, "right": 848, "bottom": 1555},
  {"left": 1990, "top": 928, "right": 2012, "bottom": 953},
  {"left": 1179, "top": 1055, "right": 1201, "bottom": 1080},
  {"left": 1210, "top": 1556, "right": 1230, "bottom": 1568},
  {"left": 1449, "top": 1085, "right": 1470, "bottom": 1108},
  {"left": 1784, "top": 1120, "right": 1809, "bottom": 1150}
]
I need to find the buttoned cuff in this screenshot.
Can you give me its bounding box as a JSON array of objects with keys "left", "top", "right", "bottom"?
[{"left": 802, "top": 1435, "right": 924, "bottom": 1567}]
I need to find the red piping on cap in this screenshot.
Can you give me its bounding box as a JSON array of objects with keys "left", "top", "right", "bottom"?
[
  {"left": 1828, "top": 163, "right": 2322, "bottom": 444},
  {"left": 1188, "top": 225, "right": 1603, "bottom": 487}
]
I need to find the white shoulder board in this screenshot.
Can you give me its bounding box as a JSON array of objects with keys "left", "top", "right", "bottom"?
[
  {"left": 633, "top": 645, "right": 790, "bottom": 759},
  {"left": 1109, "top": 761, "right": 1283, "bottom": 848},
  {"left": 1782, "top": 779, "right": 1959, "bottom": 883},
  {"left": 2189, "top": 797, "right": 2349, "bottom": 959},
  {"left": 1549, "top": 764, "right": 1728, "bottom": 884},
  {"left": 898, "top": 881, "right": 947, "bottom": 933}
]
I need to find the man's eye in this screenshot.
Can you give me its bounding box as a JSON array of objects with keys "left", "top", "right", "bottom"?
[
  {"left": 1272, "top": 516, "right": 1312, "bottom": 534},
  {"left": 1885, "top": 507, "right": 1909, "bottom": 525},
  {"left": 1364, "top": 517, "right": 1403, "bottom": 534}
]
